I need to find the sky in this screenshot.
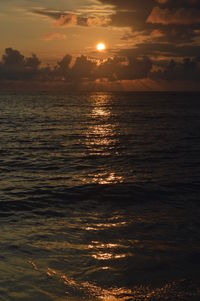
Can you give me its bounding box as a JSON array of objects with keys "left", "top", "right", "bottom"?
[{"left": 0, "top": 0, "right": 200, "bottom": 90}]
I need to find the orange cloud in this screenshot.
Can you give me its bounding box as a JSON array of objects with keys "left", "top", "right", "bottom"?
[
  {"left": 53, "top": 14, "right": 77, "bottom": 27},
  {"left": 31, "top": 8, "right": 111, "bottom": 28},
  {"left": 87, "top": 16, "right": 110, "bottom": 26}
]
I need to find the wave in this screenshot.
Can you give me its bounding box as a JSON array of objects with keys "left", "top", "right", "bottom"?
[{"left": 1, "top": 181, "right": 200, "bottom": 218}]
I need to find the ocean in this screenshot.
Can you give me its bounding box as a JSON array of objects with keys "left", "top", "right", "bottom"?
[{"left": 0, "top": 92, "right": 200, "bottom": 300}]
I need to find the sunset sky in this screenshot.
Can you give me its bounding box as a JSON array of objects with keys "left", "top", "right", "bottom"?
[{"left": 0, "top": 0, "right": 200, "bottom": 90}]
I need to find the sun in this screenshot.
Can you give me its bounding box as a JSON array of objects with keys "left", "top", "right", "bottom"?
[{"left": 96, "top": 42, "right": 106, "bottom": 52}]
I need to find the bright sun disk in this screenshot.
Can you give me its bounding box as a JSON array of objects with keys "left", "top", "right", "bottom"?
[{"left": 97, "top": 43, "right": 106, "bottom": 52}]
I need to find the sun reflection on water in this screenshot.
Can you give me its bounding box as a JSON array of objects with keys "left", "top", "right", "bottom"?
[
  {"left": 92, "top": 253, "right": 127, "bottom": 260},
  {"left": 92, "top": 172, "right": 123, "bottom": 185},
  {"left": 27, "top": 256, "right": 197, "bottom": 301},
  {"left": 88, "top": 240, "right": 129, "bottom": 261},
  {"left": 85, "top": 220, "right": 127, "bottom": 231},
  {"left": 84, "top": 94, "right": 124, "bottom": 185},
  {"left": 28, "top": 262, "right": 134, "bottom": 301},
  {"left": 93, "top": 106, "right": 111, "bottom": 117},
  {"left": 88, "top": 242, "right": 120, "bottom": 249}
]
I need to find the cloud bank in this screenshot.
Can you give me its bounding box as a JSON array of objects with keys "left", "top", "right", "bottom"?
[{"left": 0, "top": 48, "right": 200, "bottom": 90}]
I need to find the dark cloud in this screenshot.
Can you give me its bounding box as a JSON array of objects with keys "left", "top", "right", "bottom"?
[
  {"left": 120, "top": 43, "right": 200, "bottom": 58},
  {"left": 0, "top": 48, "right": 200, "bottom": 85},
  {"left": 147, "top": 7, "right": 200, "bottom": 25},
  {"left": 151, "top": 57, "right": 200, "bottom": 81},
  {"left": 156, "top": 0, "right": 200, "bottom": 9},
  {"left": 71, "top": 56, "right": 96, "bottom": 80},
  {"left": 99, "top": 0, "right": 155, "bottom": 30},
  {"left": 25, "top": 54, "right": 41, "bottom": 70},
  {"left": 155, "top": 27, "right": 197, "bottom": 44},
  {"left": 110, "top": 11, "right": 147, "bottom": 30},
  {"left": 151, "top": 0, "right": 200, "bottom": 28},
  {"left": 54, "top": 54, "right": 96, "bottom": 81},
  {"left": 0, "top": 48, "right": 41, "bottom": 80},
  {"left": 96, "top": 56, "right": 124, "bottom": 80},
  {"left": 54, "top": 55, "right": 72, "bottom": 79},
  {"left": 96, "top": 56, "right": 152, "bottom": 81},
  {"left": 2, "top": 48, "right": 25, "bottom": 69}
]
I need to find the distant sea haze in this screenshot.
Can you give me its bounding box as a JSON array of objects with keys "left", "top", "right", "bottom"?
[{"left": 0, "top": 92, "right": 200, "bottom": 300}]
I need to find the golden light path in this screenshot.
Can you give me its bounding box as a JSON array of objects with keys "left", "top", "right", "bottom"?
[
  {"left": 97, "top": 42, "right": 106, "bottom": 51},
  {"left": 84, "top": 94, "right": 124, "bottom": 185}
]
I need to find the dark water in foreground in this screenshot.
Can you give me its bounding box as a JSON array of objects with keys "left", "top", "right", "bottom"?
[{"left": 0, "top": 92, "right": 200, "bottom": 301}]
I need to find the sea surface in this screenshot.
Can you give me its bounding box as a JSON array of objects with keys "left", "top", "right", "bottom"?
[{"left": 0, "top": 92, "right": 200, "bottom": 301}]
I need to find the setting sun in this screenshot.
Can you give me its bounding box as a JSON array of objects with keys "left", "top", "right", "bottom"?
[{"left": 96, "top": 43, "right": 106, "bottom": 52}]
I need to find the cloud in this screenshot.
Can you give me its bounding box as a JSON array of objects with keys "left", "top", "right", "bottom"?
[
  {"left": 155, "top": 0, "right": 200, "bottom": 9},
  {"left": 147, "top": 7, "right": 200, "bottom": 25},
  {"left": 86, "top": 16, "right": 110, "bottom": 26},
  {"left": 43, "top": 32, "right": 66, "bottom": 41},
  {"left": 119, "top": 56, "right": 153, "bottom": 80},
  {"left": 99, "top": 0, "right": 200, "bottom": 29},
  {"left": 26, "top": 54, "right": 41, "bottom": 70},
  {"left": 120, "top": 29, "right": 164, "bottom": 46},
  {"left": 54, "top": 55, "right": 72, "bottom": 79},
  {"left": 71, "top": 55, "right": 97, "bottom": 80},
  {"left": 31, "top": 9, "right": 78, "bottom": 27},
  {"left": 119, "top": 43, "right": 200, "bottom": 59},
  {"left": 0, "top": 47, "right": 200, "bottom": 86},
  {"left": 53, "top": 14, "right": 77, "bottom": 27},
  {"left": 151, "top": 57, "right": 200, "bottom": 81},
  {"left": 31, "top": 8, "right": 110, "bottom": 28},
  {"left": 0, "top": 48, "right": 41, "bottom": 80},
  {"left": 98, "top": 0, "right": 155, "bottom": 30}
]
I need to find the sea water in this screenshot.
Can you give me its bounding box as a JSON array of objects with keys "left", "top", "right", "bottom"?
[{"left": 0, "top": 92, "right": 200, "bottom": 300}]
